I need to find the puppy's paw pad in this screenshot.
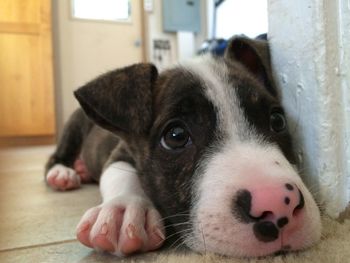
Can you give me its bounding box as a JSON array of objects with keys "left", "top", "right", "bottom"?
[
  {"left": 93, "top": 239, "right": 115, "bottom": 253},
  {"left": 46, "top": 164, "right": 81, "bottom": 191},
  {"left": 76, "top": 196, "right": 165, "bottom": 256},
  {"left": 76, "top": 207, "right": 101, "bottom": 248},
  {"left": 77, "top": 221, "right": 93, "bottom": 248},
  {"left": 145, "top": 224, "right": 166, "bottom": 251},
  {"left": 120, "top": 224, "right": 144, "bottom": 254}
]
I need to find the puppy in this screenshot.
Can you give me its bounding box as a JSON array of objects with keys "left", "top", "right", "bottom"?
[{"left": 45, "top": 36, "right": 321, "bottom": 257}]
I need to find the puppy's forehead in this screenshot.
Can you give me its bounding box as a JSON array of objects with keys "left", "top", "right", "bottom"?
[
  {"left": 154, "top": 55, "right": 277, "bottom": 141},
  {"left": 182, "top": 56, "right": 258, "bottom": 142},
  {"left": 153, "top": 63, "right": 211, "bottom": 122}
]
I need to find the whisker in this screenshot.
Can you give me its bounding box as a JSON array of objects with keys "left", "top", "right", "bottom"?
[
  {"left": 164, "top": 228, "right": 192, "bottom": 241},
  {"left": 171, "top": 232, "right": 192, "bottom": 250},
  {"left": 172, "top": 240, "right": 188, "bottom": 251},
  {"left": 199, "top": 222, "right": 207, "bottom": 255},
  {"left": 152, "top": 227, "right": 191, "bottom": 248},
  {"left": 163, "top": 221, "right": 191, "bottom": 229},
  {"left": 168, "top": 234, "right": 188, "bottom": 250},
  {"left": 156, "top": 212, "right": 191, "bottom": 224}
]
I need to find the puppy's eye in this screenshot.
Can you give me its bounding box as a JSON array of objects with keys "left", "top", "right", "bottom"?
[
  {"left": 161, "top": 124, "right": 192, "bottom": 150},
  {"left": 270, "top": 111, "right": 286, "bottom": 133}
]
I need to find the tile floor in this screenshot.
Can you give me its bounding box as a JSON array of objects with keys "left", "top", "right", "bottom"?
[
  {"left": 0, "top": 146, "right": 161, "bottom": 263},
  {"left": 1, "top": 146, "right": 350, "bottom": 263}
]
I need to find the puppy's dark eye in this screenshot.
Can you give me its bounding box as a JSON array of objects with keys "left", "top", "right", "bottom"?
[
  {"left": 161, "top": 124, "right": 192, "bottom": 150},
  {"left": 270, "top": 112, "right": 286, "bottom": 133}
]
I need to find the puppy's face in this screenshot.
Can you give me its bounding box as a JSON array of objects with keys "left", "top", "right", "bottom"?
[
  {"left": 75, "top": 37, "right": 321, "bottom": 257},
  {"left": 143, "top": 56, "right": 321, "bottom": 257}
]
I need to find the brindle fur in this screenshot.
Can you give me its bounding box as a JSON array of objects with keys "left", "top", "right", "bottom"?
[{"left": 46, "top": 36, "right": 296, "bottom": 243}]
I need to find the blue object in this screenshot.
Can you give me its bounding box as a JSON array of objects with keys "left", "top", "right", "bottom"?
[{"left": 198, "top": 39, "right": 228, "bottom": 56}]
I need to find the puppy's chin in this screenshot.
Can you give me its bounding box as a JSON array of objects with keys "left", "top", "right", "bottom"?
[{"left": 184, "top": 143, "right": 321, "bottom": 258}]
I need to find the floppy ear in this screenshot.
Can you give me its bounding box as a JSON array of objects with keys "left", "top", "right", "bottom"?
[
  {"left": 74, "top": 63, "right": 158, "bottom": 136},
  {"left": 225, "top": 36, "right": 278, "bottom": 97}
]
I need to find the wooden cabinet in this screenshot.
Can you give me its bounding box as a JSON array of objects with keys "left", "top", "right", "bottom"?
[{"left": 0, "top": 0, "right": 55, "bottom": 139}]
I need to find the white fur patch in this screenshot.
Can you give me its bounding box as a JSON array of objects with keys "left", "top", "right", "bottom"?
[
  {"left": 100, "top": 161, "right": 149, "bottom": 202},
  {"left": 189, "top": 142, "right": 321, "bottom": 256},
  {"left": 76, "top": 161, "right": 165, "bottom": 256},
  {"left": 46, "top": 164, "right": 81, "bottom": 190},
  {"left": 183, "top": 56, "right": 255, "bottom": 144}
]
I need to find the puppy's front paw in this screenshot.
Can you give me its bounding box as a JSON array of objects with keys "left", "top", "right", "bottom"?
[
  {"left": 46, "top": 164, "right": 81, "bottom": 191},
  {"left": 76, "top": 196, "right": 165, "bottom": 256}
]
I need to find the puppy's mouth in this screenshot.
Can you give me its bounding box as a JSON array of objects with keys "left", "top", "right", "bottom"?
[{"left": 273, "top": 245, "right": 291, "bottom": 256}]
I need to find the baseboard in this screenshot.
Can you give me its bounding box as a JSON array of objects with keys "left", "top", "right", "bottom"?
[{"left": 0, "top": 135, "right": 56, "bottom": 148}]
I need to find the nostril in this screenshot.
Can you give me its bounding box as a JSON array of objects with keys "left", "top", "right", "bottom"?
[
  {"left": 277, "top": 217, "right": 289, "bottom": 228},
  {"left": 250, "top": 210, "right": 273, "bottom": 221},
  {"left": 253, "top": 221, "right": 279, "bottom": 242},
  {"left": 284, "top": 197, "right": 290, "bottom": 205},
  {"left": 285, "top": 183, "right": 294, "bottom": 191},
  {"left": 232, "top": 189, "right": 274, "bottom": 223},
  {"left": 293, "top": 189, "right": 305, "bottom": 216}
]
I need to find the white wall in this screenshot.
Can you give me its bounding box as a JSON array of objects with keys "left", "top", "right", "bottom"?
[
  {"left": 268, "top": 0, "right": 350, "bottom": 217},
  {"left": 338, "top": 0, "right": 350, "bottom": 204}
]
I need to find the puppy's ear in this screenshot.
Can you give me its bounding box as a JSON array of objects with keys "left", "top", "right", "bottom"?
[
  {"left": 225, "top": 36, "right": 278, "bottom": 97},
  {"left": 74, "top": 63, "right": 158, "bottom": 136}
]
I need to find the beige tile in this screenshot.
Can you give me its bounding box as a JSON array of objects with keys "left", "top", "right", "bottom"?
[
  {"left": 0, "top": 147, "right": 101, "bottom": 251},
  {"left": 0, "top": 146, "right": 55, "bottom": 172},
  {"left": 0, "top": 241, "right": 165, "bottom": 263},
  {"left": 0, "top": 241, "right": 91, "bottom": 263},
  {"left": 2, "top": 148, "right": 350, "bottom": 263},
  {"left": 0, "top": 145, "right": 183, "bottom": 262}
]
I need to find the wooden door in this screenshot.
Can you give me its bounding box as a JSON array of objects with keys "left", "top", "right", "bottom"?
[{"left": 0, "top": 0, "right": 55, "bottom": 138}]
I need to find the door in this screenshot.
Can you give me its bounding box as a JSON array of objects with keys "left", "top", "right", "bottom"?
[
  {"left": 54, "top": 0, "right": 145, "bottom": 132},
  {"left": 0, "top": 0, "right": 55, "bottom": 137}
]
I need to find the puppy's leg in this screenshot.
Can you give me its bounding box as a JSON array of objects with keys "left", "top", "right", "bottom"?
[
  {"left": 45, "top": 109, "right": 93, "bottom": 191},
  {"left": 76, "top": 162, "right": 165, "bottom": 256}
]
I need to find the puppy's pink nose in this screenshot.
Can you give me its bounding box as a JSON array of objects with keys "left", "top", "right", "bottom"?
[
  {"left": 250, "top": 183, "right": 304, "bottom": 220},
  {"left": 233, "top": 183, "right": 305, "bottom": 242}
]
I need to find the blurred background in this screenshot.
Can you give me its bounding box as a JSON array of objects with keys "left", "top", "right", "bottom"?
[{"left": 0, "top": 0, "right": 267, "bottom": 145}]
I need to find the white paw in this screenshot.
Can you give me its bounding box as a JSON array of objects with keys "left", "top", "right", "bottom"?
[
  {"left": 76, "top": 195, "right": 165, "bottom": 256},
  {"left": 46, "top": 164, "right": 81, "bottom": 191}
]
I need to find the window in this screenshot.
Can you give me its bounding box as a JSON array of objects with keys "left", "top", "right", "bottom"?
[
  {"left": 215, "top": 0, "right": 268, "bottom": 39},
  {"left": 71, "top": 0, "right": 131, "bottom": 22}
]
